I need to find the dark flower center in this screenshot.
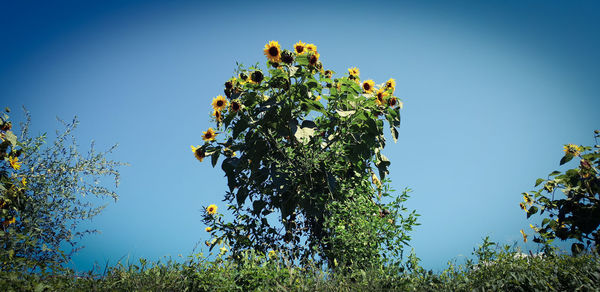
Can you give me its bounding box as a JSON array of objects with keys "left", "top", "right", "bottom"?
[
  {"left": 195, "top": 149, "right": 205, "bottom": 158},
  {"left": 309, "top": 55, "right": 317, "bottom": 65},
  {"left": 225, "top": 81, "right": 233, "bottom": 90},
  {"left": 296, "top": 46, "right": 304, "bottom": 53},
  {"left": 216, "top": 100, "right": 224, "bottom": 107},
  {"left": 251, "top": 71, "right": 264, "bottom": 83},
  {"left": 363, "top": 83, "right": 371, "bottom": 91},
  {"left": 205, "top": 132, "right": 212, "bottom": 139},
  {"left": 232, "top": 102, "right": 240, "bottom": 111},
  {"left": 269, "top": 46, "right": 279, "bottom": 57},
  {"left": 389, "top": 98, "right": 397, "bottom": 106}
]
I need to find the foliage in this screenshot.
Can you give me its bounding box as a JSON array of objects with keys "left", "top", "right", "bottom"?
[
  {"left": 521, "top": 130, "right": 600, "bottom": 254},
  {"left": 193, "top": 40, "right": 417, "bottom": 267},
  {"left": 2, "top": 243, "right": 598, "bottom": 291},
  {"left": 0, "top": 108, "right": 127, "bottom": 274}
]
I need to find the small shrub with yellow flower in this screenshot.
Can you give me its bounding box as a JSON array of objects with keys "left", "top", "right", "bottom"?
[{"left": 521, "top": 130, "right": 600, "bottom": 255}]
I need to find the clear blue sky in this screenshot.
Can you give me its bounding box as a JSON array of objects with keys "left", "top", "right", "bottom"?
[{"left": 1, "top": 0, "right": 599, "bottom": 272}]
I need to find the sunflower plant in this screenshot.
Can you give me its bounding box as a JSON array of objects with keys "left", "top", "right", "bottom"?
[
  {"left": 521, "top": 130, "right": 600, "bottom": 255},
  {"left": 194, "top": 41, "right": 417, "bottom": 268}
]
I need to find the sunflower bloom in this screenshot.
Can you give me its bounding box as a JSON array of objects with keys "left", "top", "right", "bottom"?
[
  {"left": 263, "top": 41, "right": 281, "bottom": 63},
  {"left": 8, "top": 156, "right": 22, "bottom": 170},
  {"left": 348, "top": 67, "right": 360, "bottom": 77},
  {"left": 520, "top": 229, "right": 527, "bottom": 243},
  {"left": 375, "top": 88, "right": 387, "bottom": 106},
  {"left": 294, "top": 41, "right": 307, "bottom": 55},
  {"left": 250, "top": 70, "right": 264, "bottom": 84},
  {"left": 308, "top": 52, "right": 320, "bottom": 66},
  {"left": 206, "top": 204, "right": 218, "bottom": 215},
  {"left": 306, "top": 43, "right": 317, "bottom": 54},
  {"left": 191, "top": 145, "right": 205, "bottom": 162},
  {"left": 519, "top": 202, "right": 528, "bottom": 213},
  {"left": 388, "top": 96, "right": 399, "bottom": 108},
  {"left": 213, "top": 110, "right": 222, "bottom": 123},
  {"left": 202, "top": 128, "right": 217, "bottom": 142},
  {"left": 230, "top": 100, "right": 242, "bottom": 113},
  {"left": 212, "top": 95, "right": 228, "bottom": 111},
  {"left": 523, "top": 194, "right": 533, "bottom": 205},
  {"left": 362, "top": 80, "right": 375, "bottom": 93},
  {"left": 563, "top": 144, "right": 582, "bottom": 156},
  {"left": 371, "top": 172, "right": 381, "bottom": 187},
  {"left": 205, "top": 227, "right": 212, "bottom": 232},
  {"left": 385, "top": 78, "right": 396, "bottom": 92}
]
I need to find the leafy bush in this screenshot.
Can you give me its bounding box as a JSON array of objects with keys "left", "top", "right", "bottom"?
[
  {"left": 0, "top": 108, "right": 127, "bottom": 274},
  {"left": 192, "top": 40, "right": 417, "bottom": 268},
  {"left": 520, "top": 130, "right": 600, "bottom": 254}
]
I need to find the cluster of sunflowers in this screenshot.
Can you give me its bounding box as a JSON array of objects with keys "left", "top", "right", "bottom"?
[
  {"left": 0, "top": 111, "right": 26, "bottom": 229},
  {"left": 191, "top": 40, "right": 402, "bottom": 165}
]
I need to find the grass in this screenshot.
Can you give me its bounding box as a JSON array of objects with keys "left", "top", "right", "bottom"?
[{"left": 1, "top": 246, "right": 599, "bottom": 291}]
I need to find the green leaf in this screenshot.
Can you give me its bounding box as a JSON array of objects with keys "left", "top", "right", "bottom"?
[
  {"left": 252, "top": 200, "right": 267, "bottom": 214},
  {"left": 236, "top": 188, "right": 248, "bottom": 207},
  {"left": 296, "top": 55, "right": 309, "bottom": 66},
  {"left": 4, "top": 131, "right": 17, "bottom": 146},
  {"left": 211, "top": 150, "right": 220, "bottom": 168},
  {"left": 535, "top": 178, "right": 545, "bottom": 187},
  {"left": 560, "top": 154, "right": 574, "bottom": 165},
  {"left": 232, "top": 116, "right": 249, "bottom": 139},
  {"left": 336, "top": 110, "right": 355, "bottom": 117},
  {"left": 390, "top": 126, "right": 399, "bottom": 143},
  {"left": 527, "top": 206, "right": 538, "bottom": 218},
  {"left": 294, "top": 125, "right": 316, "bottom": 145}
]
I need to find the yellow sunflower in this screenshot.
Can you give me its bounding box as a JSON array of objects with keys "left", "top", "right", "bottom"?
[
  {"left": 314, "top": 95, "right": 322, "bottom": 101},
  {"left": 308, "top": 52, "right": 320, "bottom": 66},
  {"left": 519, "top": 202, "right": 528, "bottom": 213},
  {"left": 563, "top": 144, "right": 582, "bottom": 156},
  {"left": 523, "top": 194, "right": 533, "bottom": 205},
  {"left": 205, "top": 227, "right": 212, "bottom": 232},
  {"left": 263, "top": 41, "right": 281, "bottom": 62},
  {"left": 202, "top": 128, "right": 217, "bottom": 142},
  {"left": 206, "top": 204, "right": 218, "bottom": 215},
  {"left": 190, "top": 145, "right": 205, "bottom": 162},
  {"left": 212, "top": 95, "right": 228, "bottom": 111},
  {"left": 375, "top": 88, "right": 388, "bottom": 106},
  {"left": 268, "top": 250, "right": 276, "bottom": 258},
  {"left": 520, "top": 229, "right": 527, "bottom": 243},
  {"left": 348, "top": 67, "right": 360, "bottom": 77},
  {"left": 306, "top": 43, "right": 317, "bottom": 54},
  {"left": 213, "top": 110, "right": 222, "bottom": 123},
  {"left": 324, "top": 70, "right": 333, "bottom": 79},
  {"left": 8, "top": 156, "right": 22, "bottom": 170},
  {"left": 362, "top": 80, "right": 375, "bottom": 93},
  {"left": 385, "top": 78, "right": 396, "bottom": 92},
  {"left": 230, "top": 100, "right": 242, "bottom": 113},
  {"left": 388, "top": 96, "right": 399, "bottom": 108},
  {"left": 294, "top": 40, "right": 307, "bottom": 54}
]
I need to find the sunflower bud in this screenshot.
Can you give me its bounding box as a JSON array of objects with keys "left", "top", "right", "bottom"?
[
  {"left": 269, "top": 61, "right": 280, "bottom": 68},
  {"left": 580, "top": 159, "right": 591, "bottom": 170},
  {"left": 281, "top": 50, "right": 294, "bottom": 64},
  {"left": 224, "top": 80, "right": 233, "bottom": 90},
  {"left": 251, "top": 70, "right": 264, "bottom": 84}
]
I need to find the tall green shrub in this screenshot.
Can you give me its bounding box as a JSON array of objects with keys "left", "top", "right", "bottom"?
[{"left": 192, "top": 41, "right": 418, "bottom": 268}]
